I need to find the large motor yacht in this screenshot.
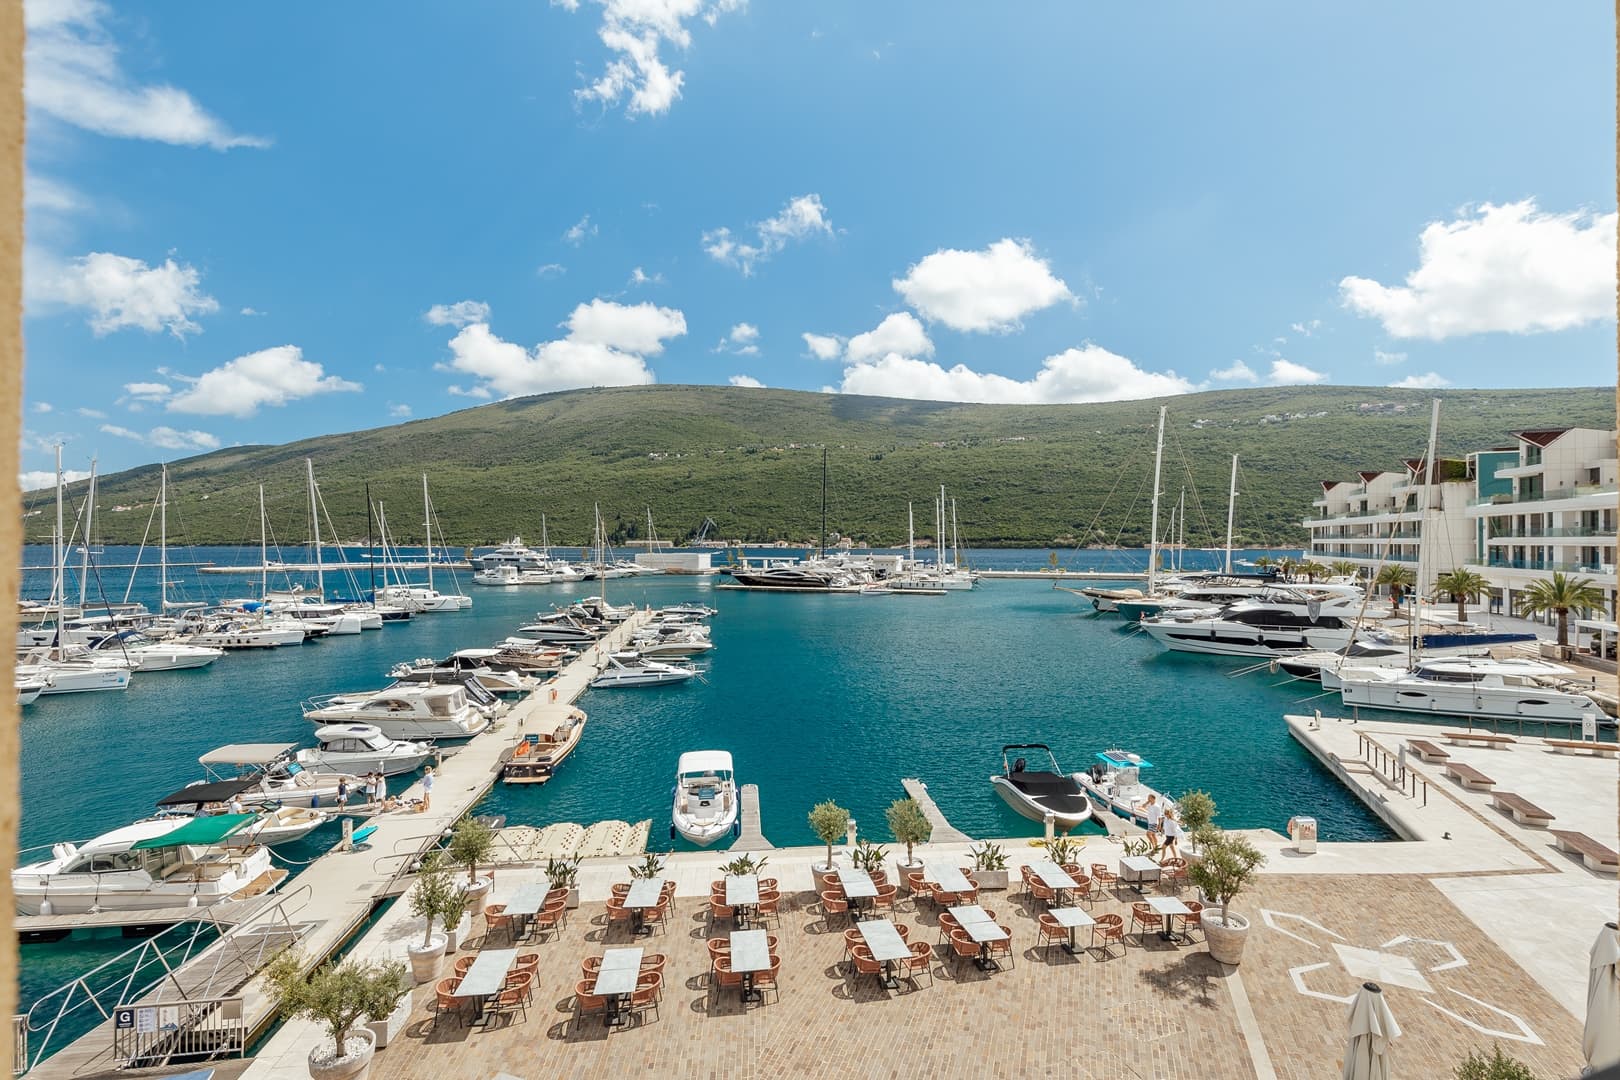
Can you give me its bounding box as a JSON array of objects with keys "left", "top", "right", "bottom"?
[
  {"left": 1137, "top": 588, "right": 1367, "bottom": 657},
  {"left": 302, "top": 684, "right": 493, "bottom": 740},
  {"left": 1325, "top": 656, "right": 1612, "bottom": 723},
  {"left": 296, "top": 723, "right": 437, "bottom": 776},
  {"left": 590, "top": 651, "right": 699, "bottom": 688}
]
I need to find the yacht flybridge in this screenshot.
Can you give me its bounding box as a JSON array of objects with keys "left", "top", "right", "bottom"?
[
  {"left": 671, "top": 750, "right": 739, "bottom": 846},
  {"left": 988, "top": 744, "right": 1094, "bottom": 831},
  {"left": 12, "top": 815, "right": 277, "bottom": 915},
  {"left": 302, "top": 684, "right": 493, "bottom": 740}
]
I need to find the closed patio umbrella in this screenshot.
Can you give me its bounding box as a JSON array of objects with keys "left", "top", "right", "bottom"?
[
  {"left": 1343, "top": 982, "right": 1399, "bottom": 1080},
  {"left": 1586, "top": 922, "right": 1620, "bottom": 1073}
]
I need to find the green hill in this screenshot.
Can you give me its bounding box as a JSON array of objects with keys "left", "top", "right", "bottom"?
[{"left": 26, "top": 384, "right": 1615, "bottom": 549}]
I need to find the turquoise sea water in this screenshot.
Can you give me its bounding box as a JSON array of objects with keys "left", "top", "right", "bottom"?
[{"left": 21, "top": 543, "right": 1395, "bottom": 1027}]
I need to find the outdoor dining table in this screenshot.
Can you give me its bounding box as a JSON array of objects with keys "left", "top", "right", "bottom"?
[
  {"left": 949, "top": 904, "right": 1008, "bottom": 971},
  {"left": 1028, "top": 859, "right": 1079, "bottom": 903},
  {"left": 857, "top": 918, "right": 910, "bottom": 990},
  {"left": 729, "top": 929, "right": 771, "bottom": 1002},
  {"left": 1146, "top": 895, "right": 1192, "bottom": 944},
  {"left": 724, "top": 874, "right": 760, "bottom": 929},
  {"left": 1119, "top": 855, "right": 1162, "bottom": 893},
  {"left": 923, "top": 862, "right": 972, "bottom": 894},
  {"left": 624, "top": 879, "right": 664, "bottom": 936},
  {"left": 591, "top": 947, "right": 644, "bottom": 1028},
  {"left": 1048, "top": 905, "right": 1095, "bottom": 954},
  {"left": 837, "top": 866, "right": 878, "bottom": 920},
  {"left": 503, "top": 878, "right": 551, "bottom": 940},
  {"left": 453, "top": 947, "right": 517, "bottom": 1024}
]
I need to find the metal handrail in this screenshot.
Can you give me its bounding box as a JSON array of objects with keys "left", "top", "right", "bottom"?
[{"left": 1356, "top": 732, "right": 1428, "bottom": 807}]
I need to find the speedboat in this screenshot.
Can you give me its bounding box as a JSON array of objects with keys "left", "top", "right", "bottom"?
[
  {"left": 1076, "top": 586, "right": 1143, "bottom": 613},
  {"left": 145, "top": 782, "right": 331, "bottom": 847},
  {"left": 671, "top": 750, "right": 739, "bottom": 846},
  {"left": 629, "top": 627, "right": 714, "bottom": 658},
  {"left": 1327, "top": 656, "right": 1612, "bottom": 723},
  {"left": 501, "top": 708, "right": 588, "bottom": 784},
  {"left": 191, "top": 744, "right": 364, "bottom": 809},
  {"left": 88, "top": 631, "right": 222, "bottom": 671},
  {"left": 296, "top": 724, "right": 436, "bottom": 776},
  {"left": 302, "top": 684, "right": 493, "bottom": 741},
  {"left": 590, "top": 652, "right": 698, "bottom": 688},
  {"left": 1076, "top": 750, "right": 1174, "bottom": 828},
  {"left": 662, "top": 603, "right": 717, "bottom": 618},
  {"left": 989, "top": 744, "right": 1093, "bottom": 831},
  {"left": 12, "top": 816, "right": 278, "bottom": 915},
  {"left": 513, "top": 614, "right": 603, "bottom": 646},
  {"left": 489, "top": 638, "right": 570, "bottom": 673},
  {"left": 388, "top": 650, "right": 537, "bottom": 695}
]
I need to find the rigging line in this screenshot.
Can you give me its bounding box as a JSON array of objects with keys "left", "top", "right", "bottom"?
[
  {"left": 1163, "top": 423, "right": 1218, "bottom": 547},
  {"left": 1067, "top": 443, "right": 1137, "bottom": 563},
  {"left": 120, "top": 492, "right": 162, "bottom": 605}
]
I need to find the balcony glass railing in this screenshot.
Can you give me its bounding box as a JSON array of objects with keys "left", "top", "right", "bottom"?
[
  {"left": 1468, "top": 557, "right": 1616, "bottom": 575},
  {"left": 1471, "top": 482, "right": 1618, "bottom": 507},
  {"left": 1484, "top": 526, "right": 1615, "bottom": 540}
]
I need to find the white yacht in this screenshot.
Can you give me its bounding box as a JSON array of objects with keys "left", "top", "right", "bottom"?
[
  {"left": 671, "top": 750, "right": 739, "bottom": 846},
  {"left": 13, "top": 816, "right": 277, "bottom": 915},
  {"left": 193, "top": 744, "right": 365, "bottom": 809},
  {"left": 513, "top": 615, "right": 603, "bottom": 646},
  {"left": 1326, "top": 656, "right": 1611, "bottom": 723},
  {"left": 147, "top": 780, "right": 331, "bottom": 847},
  {"left": 388, "top": 650, "right": 537, "bottom": 695},
  {"left": 375, "top": 584, "right": 472, "bottom": 612},
  {"left": 629, "top": 626, "right": 714, "bottom": 658},
  {"left": 1076, "top": 750, "right": 1174, "bottom": 829},
  {"left": 88, "top": 631, "right": 222, "bottom": 672},
  {"left": 590, "top": 651, "right": 698, "bottom": 688},
  {"left": 1137, "top": 588, "right": 1367, "bottom": 658},
  {"left": 296, "top": 724, "right": 436, "bottom": 776},
  {"left": 14, "top": 651, "right": 132, "bottom": 695},
  {"left": 989, "top": 744, "right": 1094, "bottom": 831},
  {"left": 1075, "top": 586, "right": 1144, "bottom": 613},
  {"left": 302, "top": 684, "right": 493, "bottom": 741},
  {"left": 180, "top": 613, "right": 306, "bottom": 649}
]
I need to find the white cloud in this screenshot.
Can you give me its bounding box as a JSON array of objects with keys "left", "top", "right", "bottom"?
[
  {"left": 25, "top": 173, "right": 83, "bottom": 214},
  {"left": 166, "top": 346, "right": 362, "bottom": 417},
  {"left": 21, "top": 469, "right": 90, "bottom": 491},
  {"left": 703, "top": 194, "right": 833, "bottom": 275},
  {"left": 1388, "top": 372, "right": 1451, "bottom": 389},
  {"left": 567, "top": 0, "right": 746, "bottom": 117},
  {"left": 562, "top": 214, "right": 597, "bottom": 246},
  {"left": 1289, "top": 319, "right": 1321, "bottom": 337},
  {"left": 98, "top": 422, "right": 218, "bottom": 451},
  {"left": 35, "top": 251, "right": 218, "bottom": 337},
  {"left": 893, "top": 238, "right": 1072, "bottom": 333},
  {"left": 1373, "top": 348, "right": 1407, "bottom": 366},
  {"left": 1209, "top": 360, "right": 1259, "bottom": 383},
  {"left": 716, "top": 322, "right": 759, "bottom": 355},
  {"left": 240, "top": 306, "right": 264, "bottom": 316},
  {"left": 122, "top": 381, "right": 172, "bottom": 404},
  {"left": 1339, "top": 199, "right": 1618, "bottom": 340},
  {"left": 389, "top": 403, "right": 413, "bottom": 418},
  {"left": 446, "top": 384, "right": 493, "bottom": 399},
  {"left": 628, "top": 266, "right": 663, "bottom": 286},
  {"left": 31, "top": 402, "right": 53, "bottom": 414},
  {"left": 1266, "top": 359, "right": 1328, "bottom": 385},
  {"left": 727, "top": 374, "right": 764, "bottom": 388},
  {"left": 537, "top": 263, "right": 567, "bottom": 278},
  {"left": 75, "top": 407, "right": 105, "bottom": 419},
  {"left": 839, "top": 343, "right": 1194, "bottom": 404},
  {"left": 844, "top": 312, "right": 932, "bottom": 364},
  {"left": 436, "top": 299, "right": 685, "bottom": 399},
  {"left": 801, "top": 332, "right": 843, "bottom": 361},
  {"left": 424, "top": 299, "right": 491, "bottom": 328},
  {"left": 25, "top": 0, "right": 267, "bottom": 149}
]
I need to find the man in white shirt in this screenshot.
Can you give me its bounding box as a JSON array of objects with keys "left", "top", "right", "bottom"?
[{"left": 1142, "top": 794, "right": 1163, "bottom": 854}]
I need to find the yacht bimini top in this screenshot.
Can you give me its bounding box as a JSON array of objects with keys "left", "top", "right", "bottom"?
[
  {"left": 156, "top": 777, "right": 261, "bottom": 807},
  {"left": 199, "top": 743, "right": 299, "bottom": 767},
  {"left": 1096, "top": 750, "right": 1155, "bottom": 770},
  {"left": 127, "top": 812, "right": 257, "bottom": 849},
  {"left": 677, "top": 750, "right": 734, "bottom": 777}
]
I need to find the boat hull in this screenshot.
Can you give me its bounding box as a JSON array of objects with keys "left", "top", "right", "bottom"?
[{"left": 989, "top": 776, "right": 1093, "bottom": 830}]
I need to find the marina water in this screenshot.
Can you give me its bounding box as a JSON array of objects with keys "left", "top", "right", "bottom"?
[{"left": 18, "top": 544, "right": 1389, "bottom": 1021}]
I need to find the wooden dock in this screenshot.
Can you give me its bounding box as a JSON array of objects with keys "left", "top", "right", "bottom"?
[
  {"left": 25, "top": 613, "right": 650, "bottom": 1078},
  {"left": 979, "top": 569, "right": 1149, "bottom": 580},
  {"left": 900, "top": 778, "right": 971, "bottom": 843},
  {"left": 732, "top": 783, "right": 771, "bottom": 851}
]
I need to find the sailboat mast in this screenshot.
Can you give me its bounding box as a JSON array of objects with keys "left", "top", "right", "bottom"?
[
  {"left": 936, "top": 486, "right": 945, "bottom": 572},
  {"left": 951, "top": 497, "right": 961, "bottom": 568},
  {"left": 1410, "top": 399, "right": 1442, "bottom": 669},
  {"left": 907, "top": 503, "right": 915, "bottom": 565},
  {"left": 159, "top": 465, "right": 169, "bottom": 608},
  {"left": 365, "top": 484, "right": 376, "bottom": 600},
  {"left": 819, "top": 448, "right": 828, "bottom": 560},
  {"left": 1224, "top": 454, "right": 1239, "bottom": 575},
  {"left": 421, "top": 474, "right": 434, "bottom": 591},
  {"left": 52, "top": 444, "right": 63, "bottom": 610},
  {"left": 258, "top": 483, "right": 268, "bottom": 598},
  {"left": 306, "top": 458, "right": 324, "bottom": 598},
  {"left": 1147, "top": 406, "right": 1166, "bottom": 594},
  {"left": 1176, "top": 488, "right": 1185, "bottom": 572},
  {"left": 79, "top": 458, "right": 97, "bottom": 606}
]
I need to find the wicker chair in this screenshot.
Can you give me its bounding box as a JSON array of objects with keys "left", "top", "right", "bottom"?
[
  {"left": 849, "top": 944, "right": 883, "bottom": 983},
  {"left": 431, "top": 977, "right": 466, "bottom": 1030},
  {"left": 640, "top": 899, "right": 670, "bottom": 936},
  {"left": 491, "top": 971, "right": 531, "bottom": 1023},
  {"left": 629, "top": 972, "right": 661, "bottom": 1023},
  {"left": 1160, "top": 858, "right": 1189, "bottom": 893},
  {"left": 947, "top": 929, "right": 981, "bottom": 975},
  {"left": 985, "top": 925, "right": 1015, "bottom": 969},
  {"left": 1036, "top": 912, "right": 1068, "bottom": 959},
  {"left": 902, "top": 940, "right": 934, "bottom": 988},
  {"left": 533, "top": 898, "right": 568, "bottom": 941},
  {"left": 756, "top": 889, "right": 782, "bottom": 927},
  {"left": 842, "top": 928, "right": 866, "bottom": 963},
  {"left": 819, "top": 891, "right": 850, "bottom": 929},
  {"left": 707, "top": 896, "right": 733, "bottom": 932},
  {"left": 706, "top": 938, "right": 731, "bottom": 972},
  {"left": 1091, "top": 913, "right": 1125, "bottom": 960},
  {"left": 1070, "top": 875, "right": 1095, "bottom": 907},
  {"left": 1090, "top": 863, "right": 1119, "bottom": 897},
  {"left": 483, "top": 904, "right": 513, "bottom": 947},
  {"left": 752, "top": 957, "right": 782, "bottom": 1004},
  {"left": 871, "top": 884, "right": 898, "bottom": 915},
  {"left": 453, "top": 955, "right": 477, "bottom": 976},
  {"left": 581, "top": 955, "right": 604, "bottom": 976},
  {"left": 1028, "top": 879, "right": 1057, "bottom": 909},
  {"left": 1129, "top": 902, "right": 1164, "bottom": 945},
  {"left": 605, "top": 896, "right": 636, "bottom": 937},
  {"left": 1181, "top": 900, "right": 1204, "bottom": 941},
  {"left": 711, "top": 956, "right": 745, "bottom": 1001},
  {"left": 573, "top": 980, "right": 608, "bottom": 1029},
  {"left": 936, "top": 910, "right": 961, "bottom": 945}
]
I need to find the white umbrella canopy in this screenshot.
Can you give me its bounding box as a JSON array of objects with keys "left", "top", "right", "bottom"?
[
  {"left": 1343, "top": 982, "right": 1400, "bottom": 1080},
  {"left": 1585, "top": 922, "right": 1620, "bottom": 1073}
]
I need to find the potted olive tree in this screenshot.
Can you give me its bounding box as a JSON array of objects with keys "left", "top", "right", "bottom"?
[
  {"left": 1176, "top": 790, "right": 1216, "bottom": 862},
  {"left": 447, "top": 818, "right": 497, "bottom": 920},
  {"left": 545, "top": 855, "right": 582, "bottom": 909},
  {"left": 265, "top": 950, "right": 408, "bottom": 1080},
  {"left": 406, "top": 855, "right": 466, "bottom": 984},
  {"left": 808, "top": 800, "right": 850, "bottom": 894},
  {"left": 886, "top": 797, "right": 932, "bottom": 892},
  {"left": 1187, "top": 829, "right": 1266, "bottom": 966},
  {"left": 969, "top": 842, "right": 1009, "bottom": 890}
]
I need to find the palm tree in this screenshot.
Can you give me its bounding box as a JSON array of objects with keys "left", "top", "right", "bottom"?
[
  {"left": 1252, "top": 555, "right": 1274, "bottom": 570},
  {"left": 1298, "top": 561, "right": 1329, "bottom": 583},
  {"left": 1374, "top": 564, "right": 1415, "bottom": 614},
  {"left": 1433, "top": 568, "right": 1490, "bottom": 624},
  {"left": 1515, "top": 573, "right": 1605, "bottom": 649},
  {"left": 1277, "top": 556, "right": 1297, "bottom": 582},
  {"left": 1330, "top": 560, "right": 1359, "bottom": 580}
]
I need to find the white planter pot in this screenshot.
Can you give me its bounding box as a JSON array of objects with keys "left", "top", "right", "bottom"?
[
  {"left": 565, "top": 886, "right": 580, "bottom": 910},
  {"left": 895, "top": 861, "right": 925, "bottom": 893},
  {"left": 442, "top": 912, "right": 470, "bottom": 953},
  {"left": 811, "top": 864, "right": 838, "bottom": 895},
  {"left": 1204, "top": 912, "right": 1250, "bottom": 966},
  {"left": 364, "top": 996, "right": 412, "bottom": 1050},
  {"left": 973, "top": 869, "right": 1009, "bottom": 891},
  {"left": 463, "top": 876, "right": 493, "bottom": 919},
  {"left": 308, "top": 1028, "right": 375, "bottom": 1080},
  {"left": 407, "top": 934, "right": 446, "bottom": 985}
]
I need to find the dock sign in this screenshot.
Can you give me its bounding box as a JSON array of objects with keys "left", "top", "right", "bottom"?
[{"left": 115, "top": 1009, "right": 134, "bottom": 1029}]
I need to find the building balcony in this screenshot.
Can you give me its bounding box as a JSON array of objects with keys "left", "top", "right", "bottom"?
[
  {"left": 1493, "top": 462, "right": 1545, "bottom": 479},
  {"left": 1470, "top": 482, "right": 1617, "bottom": 508},
  {"left": 1484, "top": 526, "right": 1615, "bottom": 541},
  {"left": 1468, "top": 557, "right": 1616, "bottom": 576}
]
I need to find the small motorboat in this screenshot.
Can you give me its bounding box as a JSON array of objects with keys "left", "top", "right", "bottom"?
[
  {"left": 144, "top": 790, "right": 331, "bottom": 847},
  {"left": 662, "top": 603, "right": 717, "bottom": 618},
  {"left": 1075, "top": 749, "right": 1174, "bottom": 828},
  {"left": 671, "top": 750, "right": 738, "bottom": 846},
  {"left": 500, "top": 708, "right": 587, "bottom": 784},
  {"left": 190, "top": 744, "right": 364, "bottom": 809},
  {"left": 297, "top": 724, "right": 436, "bottom": 777},
  {"left": 389, "top": 650, "right": 537, "bottom": 695},
  {"left": 590, "top": 651, "right": 698, "bottom": 689},
  {"left": 989, "top": 744, "right": 1094, "bottom": 832}
]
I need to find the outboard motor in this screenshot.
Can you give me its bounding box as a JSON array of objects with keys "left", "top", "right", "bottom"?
[
  {"left": 1013, "top": 757, "right": 1027, "bottom": 774},
  {"left": 1090, "top": 763, "right": 1106, "bottom": 783}
]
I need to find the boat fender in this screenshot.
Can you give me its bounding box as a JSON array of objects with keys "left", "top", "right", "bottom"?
[
  {"left": 732, "top": 820, "right": 742, "bottom": 838},
  {"left": 668, "top": 824, "right": 677, "bottom": 841}
]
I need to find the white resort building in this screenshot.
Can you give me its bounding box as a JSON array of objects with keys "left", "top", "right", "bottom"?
[{"left": 1305, "top": 425, "right": 1617, "bottom": 632}]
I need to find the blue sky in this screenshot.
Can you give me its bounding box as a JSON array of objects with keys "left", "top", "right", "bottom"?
[{"left": 20, "top": 1, "right": 1617, "bottom": 486}]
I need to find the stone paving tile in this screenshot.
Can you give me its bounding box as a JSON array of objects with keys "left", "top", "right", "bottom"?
[{"left": 1238, "top": 875, "right": 1583, "bottom": 1080}]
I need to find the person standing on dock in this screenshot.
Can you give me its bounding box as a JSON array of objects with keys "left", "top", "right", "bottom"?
[
  {"left": 1142, "top": 794, "right": 1164, "bottom": 854},
  {"left": 1160, "top": 808, "right": 1183, "bottom": 864},
  {"left": 421, "top": 766, "right": 434, "bottom": 811},
  {"left": 376, "top": 770, "right": 387, "bottom": 808},
  {"left": 336, "top": 777, "right": 350, "bottom": 809},
  {"left": 362, "top": 773, "right": 375, "bottom": 807}
]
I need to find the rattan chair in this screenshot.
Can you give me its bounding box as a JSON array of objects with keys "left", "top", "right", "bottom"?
[
  {"left": 1091, "top": 913, "right": 1124, "bottom": 960},
  {"left": 947, "top": 929, "right": 980, "bottom": 975},
  {"left": 1129, "top": 902, "right": 1164, "bottom": 945},
  {"left": 1036, "top": 912, "right": 1067, "bottom": 959},
  {"left": 902, "top": 940, "right": 934, "bottom": 988}
]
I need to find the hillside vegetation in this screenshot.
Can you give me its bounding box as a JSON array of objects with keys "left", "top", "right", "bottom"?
[{"left": 27, "top": 384, "right": 1615, "bottom": 549}]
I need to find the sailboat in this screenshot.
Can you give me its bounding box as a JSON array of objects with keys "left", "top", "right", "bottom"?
[{"left": 373, "top": 477, "right": 472, "bottom": 611}]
